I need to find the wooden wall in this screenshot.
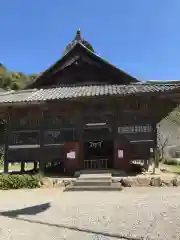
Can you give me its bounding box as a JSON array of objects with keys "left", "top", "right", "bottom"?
[{"left": 1, "top": 95, "right": 172, "bottom": 172}]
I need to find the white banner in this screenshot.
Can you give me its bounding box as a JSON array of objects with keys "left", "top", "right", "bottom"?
[
  {"left": 67, "top": 151, "right": 76, "bottom": 159},
  {"left": 118, "top": 149, "right": 123, "bottom": 158}
]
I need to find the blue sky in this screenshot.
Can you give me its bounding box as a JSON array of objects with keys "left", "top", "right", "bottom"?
[{"left": 0, "top": 0, "right": 180, "bottom": 80}]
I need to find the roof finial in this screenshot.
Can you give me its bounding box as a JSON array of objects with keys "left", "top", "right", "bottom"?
[{"left": 74, "top": 28, "right": 82, "bottom": 41}]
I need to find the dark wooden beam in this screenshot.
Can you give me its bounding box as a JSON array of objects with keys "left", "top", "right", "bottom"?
[
  {"left": 4, "top": 107, "right": 12, "bottom": 173},
  {"left": 152, "top": 122, "right": 158, "bottom": 170},
  {"left": 21, "top": 162, "right": 25, "bottom": 173},
  {"left": 39, "top": 108, "right": 45, "bottom": 172},
  {"left": 76, "top": 105, "right": 84, "bottom": 169},
  {"left": 34, "top": 161, "right": 38, "bottom": 171}
]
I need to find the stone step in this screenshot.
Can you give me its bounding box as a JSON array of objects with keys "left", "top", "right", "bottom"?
[
  {"left": 74, "top": 179, "right": 112, "bottom": 186},
  {"left": 79, "top": 173, "right": 112, "bottom": 181},
  {"left": 64, "top": 183, "right": 122, "bottom": 192},
  {"left": 78, "top": 170, "right": 112, "bottom": 174},
  {"left": 77, "top": 177, "right": 112, "bottom": 181}
]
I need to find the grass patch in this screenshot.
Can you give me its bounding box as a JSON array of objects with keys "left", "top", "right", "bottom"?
[
  {"left": 161, "top": 161, "right": 180, "bottom": 174},
  {"left": 167, "top": 165, "right": 180, "bottom": 173}
]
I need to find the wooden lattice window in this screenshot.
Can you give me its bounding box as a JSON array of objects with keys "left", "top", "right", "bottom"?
[
  {"left": 83, "top": 128, "right": 111, "bottom": 141},
  {"left": 44, "top": 129, "right": 76, "bottom": 144},
  {"left": 11, "top": 130, "right": 40, "bottom": 145},
  {"left": 44, "top": 109, "right": 75, "bottom": 127},
  {"left": 13, "top": 108, "right": 40, "bottom": 127},
  {"left": 118, "top": 124, "right": 152, "bottom": 134}
]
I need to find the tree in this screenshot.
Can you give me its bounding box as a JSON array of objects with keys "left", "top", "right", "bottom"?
[
  {"left": 157, "top": 129, "right": 169, "bottom": 162},
  {"left": 157, "top": 105, "right": 180, "bottom": 163},
  {"left": 0, "top": 65, "right": 39, "bottom": 90}
]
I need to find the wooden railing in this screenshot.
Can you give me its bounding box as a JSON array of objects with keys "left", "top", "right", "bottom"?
[
  {"left": 131, "top": 159, "right": 145, "bottom": 166},
  {"left": 84, "top": 158, "right": 108, "bottom": 169},
  {"left": 11, "top": 118, "right": 75, "bottom": 130},
  {"left": 130, "top": 159, "right": 149, "bottom": 170}
]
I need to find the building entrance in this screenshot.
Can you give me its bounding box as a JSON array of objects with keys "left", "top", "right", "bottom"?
[{"left": 83, "top": 140, "right": 113, "bottom": 169}]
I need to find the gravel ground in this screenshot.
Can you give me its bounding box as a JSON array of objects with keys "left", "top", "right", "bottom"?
[{"left": 0, "top": 188, "right": 180, "bottom": 240}]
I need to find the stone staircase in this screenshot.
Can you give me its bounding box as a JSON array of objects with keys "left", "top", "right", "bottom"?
[{"left": 64, "top": 172, "right": 122, "bottom": 191}]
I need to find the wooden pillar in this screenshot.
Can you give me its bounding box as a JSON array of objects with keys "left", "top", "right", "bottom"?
[
  {"left": 152, "top": 122, "right": 158, "bottom": 173},
  {"left": 4, "top": 131, "right": 8, "bottom": 174},
  {"left": 144, "top": 159, "right": 148, "bottom": 171},
  {"left": 4, "top": 123, "right": 9, "bottom": 173},
  {"left": 21, "top": 162, "right": 25, "bottom": 173},
  {"left": 39, "top": 108, "right": 45, "bottom": 173},
  {"left": 4, "top": 107, "right": 12, "bottom": 173},
  {"left": 150, "top": 96, "right": 158, "bottom": 173},
  {"left": 78, "top": 124, "right": 84, "bottom": 169},
  {"left": 111, "top": 100, "right": 117, "bottom": 169},
  {"left": 77, "top": 104, "right": 84, "bottom": 170},
  {"left": 34, "top": 161, "right": 38, "bottom": 171}
]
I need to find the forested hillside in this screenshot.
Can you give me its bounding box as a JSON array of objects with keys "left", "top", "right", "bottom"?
[{"left": 0, "top": 63, "right": 38, "bottom": 90}]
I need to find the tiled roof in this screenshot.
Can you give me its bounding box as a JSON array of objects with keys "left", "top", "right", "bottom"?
[{"left": 0, "top": 84, "right": 179, "bottom": 104}]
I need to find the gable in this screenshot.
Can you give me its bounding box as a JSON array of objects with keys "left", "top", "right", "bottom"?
[{"left": 25, "top": 32, "right": 138, "bottom": 89}]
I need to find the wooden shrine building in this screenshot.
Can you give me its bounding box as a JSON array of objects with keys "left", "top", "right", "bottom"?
[{"left": 0, "top": 29, "right": 179, "bottom": 174}]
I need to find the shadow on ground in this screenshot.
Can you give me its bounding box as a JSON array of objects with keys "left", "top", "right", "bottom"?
[
  {"left": 0, "top": 202, "right": 51, "bottom": 217},
  {"left": 0, "top": 203, "right": 143, "bottom": 240}
]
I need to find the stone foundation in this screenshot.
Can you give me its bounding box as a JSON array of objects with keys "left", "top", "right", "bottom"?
[
  {"left": 40, "top": 178, "right": 75, "bottom": 189},
  {"left": 41, "top": 175, "right": 180, "bottom": 188},
  {"left": 114, "top": 175, "right": 180, "bottom": 187}
]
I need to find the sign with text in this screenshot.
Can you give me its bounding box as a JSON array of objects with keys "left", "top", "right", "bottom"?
[{"left": 118, "top": 124, "right": 152, "bottom": 134}]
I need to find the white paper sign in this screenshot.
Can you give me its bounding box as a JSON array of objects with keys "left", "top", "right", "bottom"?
[
  {"left": 118, "top": 149, "right": 123, "bottom": 158},
  {"left": 67, "top": 151, "right": 76, "bottom": 159}
]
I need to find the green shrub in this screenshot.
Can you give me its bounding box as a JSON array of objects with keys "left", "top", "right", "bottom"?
[
  {"left": 0, "top": 174, "right": 40, "bottom": 189},
  {"left": 163, "top": 158, "right": 180, "bottom": 166}
]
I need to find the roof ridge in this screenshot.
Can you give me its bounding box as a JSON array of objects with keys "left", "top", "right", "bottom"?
[
  {"left": 25, "top": 42, "right": 137, "bottom": 89},
  {"left": 78, "top": 42, "right": 137, "bottom": 81}
]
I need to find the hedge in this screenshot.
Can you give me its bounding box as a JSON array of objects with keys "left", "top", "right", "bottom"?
[
  {"left": 0, "top": 174, "right": 41, "bottom": 189},
  {"left": 163, "top": 158, "right": 180, "bottom": 166}
]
